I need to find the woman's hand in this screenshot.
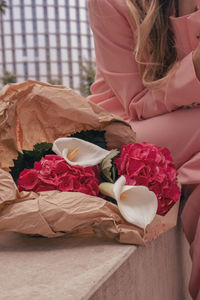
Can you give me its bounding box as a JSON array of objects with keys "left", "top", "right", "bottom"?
[{"left": 192, "top": 41, "right": 200, "bottom": 81}]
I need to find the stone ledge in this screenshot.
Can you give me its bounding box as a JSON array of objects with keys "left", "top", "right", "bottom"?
[
  {"left": 90, "top": 220, "right": 192, "bottom": 300},
  {"left": 0, "top": 219, "right": 191, "bottom": 300}
]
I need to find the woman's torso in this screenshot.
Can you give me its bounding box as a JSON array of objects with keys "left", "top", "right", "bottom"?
[{"left": 88, "top": 0, "right": 200, "bottom": 119}]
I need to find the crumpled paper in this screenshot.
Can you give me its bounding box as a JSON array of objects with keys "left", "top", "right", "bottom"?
[{"left": 0, "top": 80, "right": 179, "bottom": 245}]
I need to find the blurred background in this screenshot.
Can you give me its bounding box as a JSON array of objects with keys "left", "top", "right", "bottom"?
[{"left": 0, "top": 0, "right": 96, "bottom": 96}]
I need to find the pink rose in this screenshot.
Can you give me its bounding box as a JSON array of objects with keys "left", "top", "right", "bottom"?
[
  {"left": 17, "top": 155, "right": 100, "bottom": 197},
  {"left": 17, "top": 169, "right": 39, "bottom": 192},
  {"left": 115, "top": 143, "right": 181, "bottom": 215},
  {"left": 58, "top": 164, "right": 100, "bottom": 196}
]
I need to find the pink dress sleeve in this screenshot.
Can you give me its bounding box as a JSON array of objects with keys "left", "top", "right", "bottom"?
[{"left": 88, "top": 0, "right": 200, "bottom": 120}]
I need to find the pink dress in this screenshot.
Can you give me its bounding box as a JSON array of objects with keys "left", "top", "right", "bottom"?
[{"left": 88, "top": 0, "right": 200, "bottom": 299}]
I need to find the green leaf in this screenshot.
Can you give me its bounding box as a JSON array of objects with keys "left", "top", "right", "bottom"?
[
  {"left": 70, "top": 130, "right": 107, "bottom": 149},
  {"left": 100, "top": 149, "right": 119, "bottom": 183},
  {"left": 33, "top": 142, "right": 53, "bottom": 153}
]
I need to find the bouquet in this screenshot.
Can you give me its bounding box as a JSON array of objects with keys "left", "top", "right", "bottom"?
[
  {"left": 0, "top": 81, "right": 180, "bottom": 245},
  {"left": 12, "top": 137, "right": 180, "bottom": 230}
]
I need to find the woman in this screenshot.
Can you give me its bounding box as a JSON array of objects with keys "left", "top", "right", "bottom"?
[{"left": 88, "top": 0, "right": 200, "bottom": 299}]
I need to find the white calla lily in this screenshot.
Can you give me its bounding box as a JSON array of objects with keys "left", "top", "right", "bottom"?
[
  {"left": 99, "top": 176, "right": 158, "bottom": 229},
  {"left": 52, "top": 137, "right": 110, "bottom": 167}
]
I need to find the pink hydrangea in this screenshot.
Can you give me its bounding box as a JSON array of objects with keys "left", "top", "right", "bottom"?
[
  {"left": 17, "top": 155, "right": 100, "bottom": 196},
  {"left": 114, "top": 143, "right": 181, "bottom": 215}
]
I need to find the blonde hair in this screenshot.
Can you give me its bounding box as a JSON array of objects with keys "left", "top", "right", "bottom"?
[{"left": 126, "top": 0, "right": 178, "bottom": 88}]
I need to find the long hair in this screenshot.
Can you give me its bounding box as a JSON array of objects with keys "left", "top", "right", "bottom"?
[{"left": 126, "top": 0, "right": 178, "bottom": 88}]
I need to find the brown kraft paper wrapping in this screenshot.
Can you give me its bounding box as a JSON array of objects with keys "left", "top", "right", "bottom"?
[{"left": 0, "top": 80, "right": 179, "bottom": 245}]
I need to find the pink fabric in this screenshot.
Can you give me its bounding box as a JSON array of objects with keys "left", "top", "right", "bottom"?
[{"left": 88, "top": 0, "right": 200, "bottom": 299}]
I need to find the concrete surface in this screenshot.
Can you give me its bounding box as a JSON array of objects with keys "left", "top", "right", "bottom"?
[{"left": 0, "top": 220, "right": 191, "bottom": 300}]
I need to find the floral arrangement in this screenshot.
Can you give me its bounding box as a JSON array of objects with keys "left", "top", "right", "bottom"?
[
  {"left": 0, "top": 80, "right": 180, "bottom": 243},
  {"left": 10, "top": 130, "right": 181, "bottom": 231}
]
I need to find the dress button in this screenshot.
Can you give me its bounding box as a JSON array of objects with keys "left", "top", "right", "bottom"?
[{"left": 197, "top": 33, "right": 200, "bottom": 39}]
